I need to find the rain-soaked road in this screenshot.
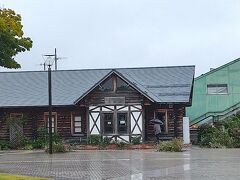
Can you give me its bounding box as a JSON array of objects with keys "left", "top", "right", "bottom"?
[{"left": 0, "top": 147, "right": 239, "bottom": 180}]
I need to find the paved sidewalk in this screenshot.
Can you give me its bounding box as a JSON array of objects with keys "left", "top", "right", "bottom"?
[{"left": 0, "top": 148, "right": 240, "bottom": 179}]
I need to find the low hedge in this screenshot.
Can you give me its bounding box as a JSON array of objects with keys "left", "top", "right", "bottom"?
[
  {"left": 131, "top": 135, "right": 141, "bottom": 145},
  {"left": 156, "top": 138, "right": 183, "bottom": 152},
  {"left": 199, "top": 126, "right": 233, "bottom": 148},
  {"left": 199, "top": 115, "right": 240, "bottom": 148},
  {"left": 0, "top": 140, "right": 10, "bottom": 150}
]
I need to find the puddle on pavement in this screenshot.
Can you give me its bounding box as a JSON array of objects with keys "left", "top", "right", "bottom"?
[{"left": 111, "top": 163, "right": 191, "bottom": 180}]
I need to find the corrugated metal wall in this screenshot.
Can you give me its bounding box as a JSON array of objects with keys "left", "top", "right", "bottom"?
[{"left": 187, "top": 59, "right": 240, "bottom": 125}]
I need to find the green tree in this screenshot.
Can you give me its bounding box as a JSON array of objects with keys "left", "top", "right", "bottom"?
[{"left": 0, "top": 8, "right": 32, "bottom": 69}]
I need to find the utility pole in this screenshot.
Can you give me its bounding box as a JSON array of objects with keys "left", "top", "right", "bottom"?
[
  {"left": 54, "top": 48, "right": 57, "bottom": 71},
  {"left": 42, "top": 48, "right": 57, "bottom": 71},
  {"left": 41, "top": 48, "right": 66, "bottom": 71}
]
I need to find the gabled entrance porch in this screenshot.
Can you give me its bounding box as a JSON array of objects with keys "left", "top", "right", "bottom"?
[{"left": 88, "top": 105, "right": 143, "bottom": 143}]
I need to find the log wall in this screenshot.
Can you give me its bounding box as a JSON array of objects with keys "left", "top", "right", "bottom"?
[
  {"left": 145, "top": 104, "right": 185, "bottom": 141},
  {"left": 0, "top": 106, "right": 86, "bottom": 141}
]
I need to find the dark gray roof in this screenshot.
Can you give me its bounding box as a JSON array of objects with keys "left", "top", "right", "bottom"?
[{"left": 0, "top": 66, "right": 195, "bottom": 107}]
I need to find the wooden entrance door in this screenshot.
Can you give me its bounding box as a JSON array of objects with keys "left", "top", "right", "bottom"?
[{"left": 9, "top": 122, "right": 23, "bottom": 145}]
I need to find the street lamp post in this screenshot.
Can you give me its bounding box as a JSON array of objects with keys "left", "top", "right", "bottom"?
[
  {"left": 48, "top": 64, "right": 53, "bottom": 154},
  {"left": 43, "top": 49, "right": 58, "bottom": 154}
]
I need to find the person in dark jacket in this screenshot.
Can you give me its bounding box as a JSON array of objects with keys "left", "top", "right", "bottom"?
[
  {"left": 153, "top": 119, "right": 163, "bottom": 143},
  {"left": 154, "top": 124, "right": 160, "bottom": 143}
]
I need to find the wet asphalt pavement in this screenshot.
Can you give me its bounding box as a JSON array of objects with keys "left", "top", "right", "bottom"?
[{"left": 0, "top": 147, "right": 239, "bottom": 180}]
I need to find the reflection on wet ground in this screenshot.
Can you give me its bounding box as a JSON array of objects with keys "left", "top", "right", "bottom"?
[{"left": 0, "top": 147, "right": 239, "bottom": 179}]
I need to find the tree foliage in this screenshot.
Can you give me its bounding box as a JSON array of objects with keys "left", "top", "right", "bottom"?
[{"left": 0, "top": 8, "right": 33, "bottom": 69}]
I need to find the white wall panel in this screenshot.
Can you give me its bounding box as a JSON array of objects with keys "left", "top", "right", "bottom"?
[
  {"left": 117, "top": 136, "right": 129, "bottom": 142},
  {"left": 89, "top": 112, "right": 100, "bottom": 134}
]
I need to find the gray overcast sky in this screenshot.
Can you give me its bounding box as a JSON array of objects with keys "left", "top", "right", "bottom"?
[{"left": 1, "top": 0, "right": 240, "bottom": 76}]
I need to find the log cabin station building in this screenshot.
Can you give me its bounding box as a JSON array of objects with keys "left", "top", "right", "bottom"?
[{"left": 0, "top": 66, "right": 195, "bottom": 143}]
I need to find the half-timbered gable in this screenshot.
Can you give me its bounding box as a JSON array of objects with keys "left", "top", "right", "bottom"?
[{"left": 77, "top": 73, "right": 146, "bottom": 142}]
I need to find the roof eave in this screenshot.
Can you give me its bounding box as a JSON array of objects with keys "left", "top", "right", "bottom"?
[
  {"left": 195, "top": 57, "right": 240, "bottom": 80},
  {"left": 0, "top": 104, "right": 76, "bottom": 109}
]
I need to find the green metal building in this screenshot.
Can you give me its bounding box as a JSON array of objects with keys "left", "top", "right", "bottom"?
[{"left": 187, "top": 58, "right": 240, "bottom": 126}]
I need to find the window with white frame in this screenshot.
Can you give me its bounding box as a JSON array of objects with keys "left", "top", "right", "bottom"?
[
  {"left": 207, "top": 84, "right": 228, "bottom": 94},
  {"left": 45, "top": 113, "right": 57, "bottom": 133},
  {"left": 73, "top": 115, "right": 82, "bottom": 134}
]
